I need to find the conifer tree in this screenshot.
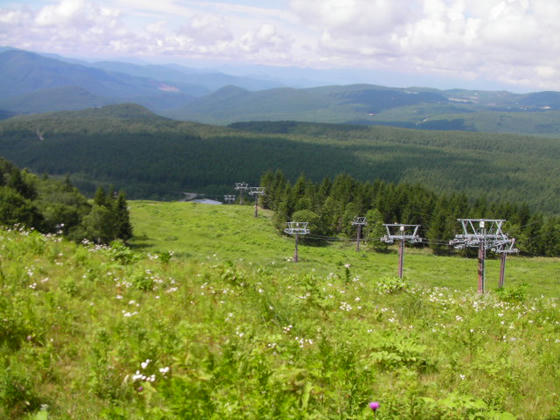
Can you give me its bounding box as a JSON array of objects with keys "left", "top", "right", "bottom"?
[
  {"left": 427, "top": 204, "right": 454, "bottom": 255},
  {"left": 365, "top": 208, "right": 388, "bottom": 252},
  {"left": 115, "top": 191, "right": 133, "bottom": 241},
  {"left": 93, "top": 186, "right": 107, "bottom": 207}
]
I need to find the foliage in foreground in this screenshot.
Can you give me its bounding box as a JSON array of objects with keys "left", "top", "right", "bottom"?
[{"left": 1, "top": 227, "right": 559, "bottom": 419}]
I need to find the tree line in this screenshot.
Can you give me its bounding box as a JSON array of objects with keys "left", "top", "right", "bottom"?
[
  {"left": 260, "top": 170, "right": 560, "bottom": 257},
  {"left": 0, "top": 157, "right": 132, "bottom": 244}
]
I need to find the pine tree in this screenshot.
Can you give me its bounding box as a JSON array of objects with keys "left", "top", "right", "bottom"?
[
  {"left": 427, "top": 204, "right": 453, "bottom": 255},
  {"left": 342, "top": 202, "right": 359, "bottom": 236},
  {"left": 365, "top": 208, "right": 388, "bottom": 252},
  {"left": 115, "top": 191, "right": 133, "bottom": 241},
  {"left": 94, "top": 186, "right": 107, "bottom": 207},
  {"left": 519, "top": 214, "right": 544, "bottom": 256}
]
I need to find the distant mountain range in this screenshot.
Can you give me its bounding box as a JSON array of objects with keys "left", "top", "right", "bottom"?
[
  {"left": 0, "top": 48, "right": 283, "bottom": 116},
  {"left": 2, "top": 47, "right": 560, "bottom": 136},
  {"left": 164, "top": 84, "right": 560, "bottom": 136}
]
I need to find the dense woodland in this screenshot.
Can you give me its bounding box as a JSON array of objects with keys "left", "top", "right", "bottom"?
[
  {"left": 260, "top": 170, "right": 560, "bottom": 257},
  {"left": 0, "top": 105, "right": 558, "bottom": 213},
  {"left": 0, "top": 157, "right": 132, "bottom": 244},
  {"left": 0, "top": 105, "right": 558, "bottom": 255}
]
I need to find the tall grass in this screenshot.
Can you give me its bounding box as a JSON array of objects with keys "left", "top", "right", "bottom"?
[{"left": 0, "top": 203, "right": 558, "bottom": 419}]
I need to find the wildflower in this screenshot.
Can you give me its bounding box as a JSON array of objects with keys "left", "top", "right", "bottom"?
[
  {"left": 369, "top": 401, "right": 380, "bottom": 412},
  {"left": 141, "top": 359, "right": 151, "bottom": 369},
  {"left": 339, "top": 302, "right": 352, "bottom": 311},
  {"left": 132, "top": 370, "right": 145, "bottom": 381},
  {"left": 159, "top": 367, "right": 170, "bottom": 374}
]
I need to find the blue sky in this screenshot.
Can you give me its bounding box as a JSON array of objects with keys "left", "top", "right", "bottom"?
[{"left": 1, "top": 0, "right": 559, "bottom": 92}]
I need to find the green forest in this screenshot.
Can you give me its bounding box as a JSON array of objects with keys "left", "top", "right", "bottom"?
[
  {"left": 0, "top": 105, "right": 558, "bottom": 214},
  {"left": 259, "top": 171, "right": 560, "bottom": 257},
  {"left": 0, "top": 157, "right": 132, "bottom": 244}
]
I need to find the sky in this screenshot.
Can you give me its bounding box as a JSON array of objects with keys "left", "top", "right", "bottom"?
[{"left": 1, "top": 0, "right": 559, "bottom": 92}]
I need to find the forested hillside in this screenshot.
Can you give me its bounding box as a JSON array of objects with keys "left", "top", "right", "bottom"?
[
  {"left": 4, "top": 49, "right": 560, "bottom": 136},
  {"left": 0, "top": 157, "right": 131, "bottom": 244},
  {"left": 0, "top": 105, "right": 558, "bottom": 214},
  {"left": 165, "top": 84, "right": 560, "bottom": 136},
  {"left": 259, "top": 171, "right": 559, "bottom": 257}
]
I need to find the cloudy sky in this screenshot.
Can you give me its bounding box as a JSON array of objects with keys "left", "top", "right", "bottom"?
[{"left": 1, "top": 0, "right": 559, "bottom": 91}]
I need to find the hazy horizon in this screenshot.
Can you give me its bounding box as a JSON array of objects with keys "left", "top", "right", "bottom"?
[{"left": 1, "top": 0, "right": 558, "bottom": 93}]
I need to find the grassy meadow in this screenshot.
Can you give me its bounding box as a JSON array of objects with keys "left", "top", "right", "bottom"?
[
  {"left": 129, "top": 201, "right": 559, "bottom": 296},
  {"left": 1, "top": 201, "right": 559, "bottom": 419}
]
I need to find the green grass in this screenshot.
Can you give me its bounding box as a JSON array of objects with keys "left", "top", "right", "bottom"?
[
  {"left": 1, "top": 202, "right": 559, "bottom": 419},
  {"left": 129, "top": 201, "right": 560, "bottom": 297}
]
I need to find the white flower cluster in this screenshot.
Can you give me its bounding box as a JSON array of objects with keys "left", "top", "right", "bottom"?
[
  {"left": 295, "top": 336, "right": 313, "bottom": 348},
  {"left": 130, "top": 359, "right": 170, "bottom": 383},
  {"left": 339, "top": 302, "right": 352, "bottom": 312}
]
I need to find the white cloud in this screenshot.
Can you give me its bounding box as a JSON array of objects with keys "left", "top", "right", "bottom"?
[
  {"left": 178, "top": 14, "right": 233, "bottom": 44},
  {"left": 1, "top": 0, "right": 560, "bottom": 89},
  {"left": 288, "top": 0, "right": 560, "bottom": 89},
  {"left": 291, "top": 0, "right": 413, "bottom": 36}
]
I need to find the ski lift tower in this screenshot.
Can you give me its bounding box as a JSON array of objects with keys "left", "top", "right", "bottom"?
[
  {"left": 491, "top": 238, "right": 519, "bottom": 289},
  {"left": 234, "top": 182, "right": 249, "bottom": 204},
  {"left": 449, "top": 219, "right": 508, "bottom": 294},
  {"left": 381, "top": 224, "right": 422, "bottom": 278},
  {"left": 352, "top": 216, "right": 367, "bottom": 252},
  {"left": 224, "top": 194, "right": 236, "bottom": 204},
  {"left": 284, "top": 221, "right": 310, "bottom": 262},
  {"left": 248, "top": 186, "right": 265, "bottom": 217}
]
